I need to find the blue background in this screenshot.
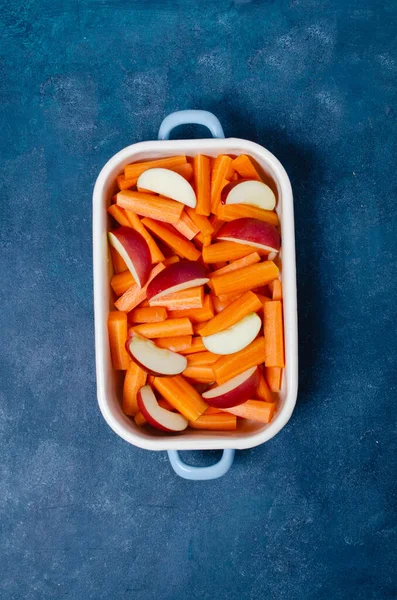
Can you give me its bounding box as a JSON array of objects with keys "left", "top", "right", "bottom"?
[{"left": 1, "top": 1, "right": 396, "bottom": 598}]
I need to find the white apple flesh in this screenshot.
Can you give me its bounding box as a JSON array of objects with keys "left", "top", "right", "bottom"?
[
  {"left": 147, "top": 260, "right": 209, "bottom": 302},
  {"left": 202, "top": 367, "right": 259, "bottom": 408},
  {"left": 137, "top": 168, "right": 197, "bottom": 208},
  {"left": 222, "top": 179, "right": 276, "bottom": 211},
  {"left": 108, "top": 227, "right": 151, "bottom": 288},
  {"left": 137, "top": 385, "right": 188, "bottom": 432},
  {"left": 126, "top": 332, "right": 187, "bottom": 375},
  {"left": 202, "top": 312, "right": 262, "bottom": 355}
]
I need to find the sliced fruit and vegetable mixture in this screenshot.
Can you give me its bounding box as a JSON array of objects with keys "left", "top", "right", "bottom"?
[{"left": 107, "top": 154, "right": 285, "bottom": 433}]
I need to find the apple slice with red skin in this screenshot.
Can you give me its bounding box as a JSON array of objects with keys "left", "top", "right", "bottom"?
[
  {"left": 202, "top": 367, "right": 259, "bottom": 408},
  {"left": 202, "top": 313, "right": 262, "bottom": 355},
  {"left": 108, "top": 227, "right": 151, "bottom": 288},
  {"left": 137, "top": 385, "right": 188, "bottom": 432},
  {"left": 221, "top": 179, "right": 276, "bottom": 211},
  {"left": 137, "top": 168, "right": 197, "bottom": 208},
  {"left": 147, "top": 260, "right": 209, "bottom": 302},
  {"left": 216, "top": 218, "right": 280, "bottom": 254},
  {"left": 126, "top": 332, "right": 187, "bottom": 375}
]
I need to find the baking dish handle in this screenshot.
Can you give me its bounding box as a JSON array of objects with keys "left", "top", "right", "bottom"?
[
  {"left": 167, "top": 449, "right": 235, "bottom": 480},
  {"left": 158, "top": 110, "right": 225, "bottom": 140}
]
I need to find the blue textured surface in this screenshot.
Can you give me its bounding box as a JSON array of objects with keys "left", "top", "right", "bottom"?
[{"left": 1, "top": 1, "right": 396, "bottom": 598}]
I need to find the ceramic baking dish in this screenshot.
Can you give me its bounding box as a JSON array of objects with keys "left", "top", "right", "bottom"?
[{"left": 93, "top": 110, "right": 298, "bottom": 480}]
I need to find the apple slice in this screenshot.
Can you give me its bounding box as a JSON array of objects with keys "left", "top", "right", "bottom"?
[
  {"left": 137, "top": 385, "right": 188, "bottom": 432},
  {"left": 221, "top": 179, "right": 276, "bottom": 211},
  {"left": 126, "top": 332, "right": 187, "bottom": 375},
  {"left": 108, "top": 227, "right": 151, "bottom": 288},
  {"left": 137, "top": 168, "right": 197, "bottom": 208},
  {"left": 147, "top": 260, "right": 209, "bottom": 302},
  {"left": 202, "top": 312, "right": 262, "bottom": 355},
  {"left": 216, "top": 217, "right": 280, "bottom": 253},
  {"left": 202, "top": 367, "right": 259, "bottom": 408}
]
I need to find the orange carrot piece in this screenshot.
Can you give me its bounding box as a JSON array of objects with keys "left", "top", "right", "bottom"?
[
  {"left": 223, "top": 400, "right": 275, "bottom": 423},
  {"left": 115, "top": 262, "right": 165, "bottom": 312},
  {"left": 122, "top": 362, "right": 147, "bottom": 415},
  {"left": 117, "top": 174, "right": 137, "bottom": 191},
  {"left": 256, "top": 369, "right": 275, "bottom": 403},
  {"left": 216, "top": 203, "right": 279, "bottom": 227},
  {"left": 134, "top": 411, "right": 147, "bottom": 426},
  {"left": 188, "top": 414, "right": 236, "bottom": 431},
  {"left": 209, "top": 252, "right": 261, "bottom": 278},
  {"left": 111, "top": 270, "right": 134, "bottom": 296},
  {"left": 212, "top": 337, "right": 266, "bottom": 385},
  {"left": 217, "top": 292, "right": 245, "bottom": 304},
  {"left": 179, "top": 337, "right": 206, "bottom": 354},
  {"left": 212, "top": 261, "right": 228, "bottom": 270},
  {"left": 211, "top": 262, "right": 279, "bottom": 297},
  {"left": 107, "top": 311, "right": 130, "bottom": 370},
  {"left": 203, "top": 241, "right": 260, "bottom": 263},
  {"left": 265, "top": 367, "right": 282, "bottom": 392},
  {"left": 172, "top": 162, "right": 194, "bottom": 181},
  {"left": 208, "top": 214, "right": 225, "bottom": 237},
  {"left": 168, "top": 294, "right": 214, "bottom": 323},
  {"left": 121, "top": 211, "right": 165, "bottom": 264},
  {"left": 204, "top": 406, "right": 223, "bottom": 415},
  {"left": 183, "top": 365, "right": 215, "bottom": 383},
  {"left": 232, "top": 154, "right": 262, "bottom": 181},
  {"left": 199, "top": 291, "right": 262, "bottom": 337},
  {"left": 264, "top": 300, "right": 285, "bottom": 368},
  {"left": 141, "top": 218, "right": 201, "bottom": 261},
  {"left": 211, "top": 155, "right": 233, "bottom": 212},
  {"left": 231, "top": 172, "right": 239, "bottom": 181},
  {"left": 149, "top": 286, "right": 204, "bottom": 310},
  {"left": 195, "top": 232, "right": 212, "bottom": 248},
  {"left": 131, "top": 318, "right": 193, "bottom": 339},
  {"left": 153, "top": 375, "right": 208, "bottom": 421},
  {"left": 185, "top": 207, "right": 214, "bottom": 235},
  {"left": 110, "top": 246, "right": 128, "bottom": 274},
  {"left": 163, "top": 255, "right": 180, "bottom": 266},
  {"left": 269, "top": 279, "right": 283, "bottom": 301},
  {"left": 154, "top": 335, "right": 192, "bottom": 352},
  {"left": 193, "top": 155, "right": 211, "bottom": 215},
  {"left": 174, "top": 210, "right": 200, "bottom": 240},
  {"left": 117, "top": 191, "right": 184, "bottom": 225},
  {"left": 108, "top": 204, "right": 132, "bottom": 227},
  {"left": 124, "top": 156, "right": 187, "bottom": 180},
  {"left": 212, "top": 295, "right": 232, "bottom": 313},
  {"left": 186, "top": 351, "right": 221, "bottom": 365},
  {"left": 129, "top": 307, "right": 167, "bottom": 324}
]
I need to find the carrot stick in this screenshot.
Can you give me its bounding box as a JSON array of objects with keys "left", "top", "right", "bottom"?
[
  {"left": 186, "top": 351, "right": 221, "bottom": 365},
  {"left": 222, "top": 400, "right": 275, "bottom": 424},
  {"left": 174, "top": 210, "right": 200, "bottom": 240},
  {"left": 152, "top": 375, "right": 208, "bottom": 421},
  {"left": 204, "top": 406, "right": 223, "bottom": 415},
  {"left": 194, "top": 232, "right": 212, "bottom": 248},
  {"left": 111, "top": 270, "right": 135, "bottom": 296},
  {"left": 216, "top": 204, "right": 279, "bottom": 227},
  {"left": 117, "top": 191, "right": 184, "bottom": 225},
  {"left": 208, "top": 214, "right": 225, "bottom": 237},
  {"left": 188, "top": 414, "right": 237, "bottom": 431},
  {"left": 141, "top": 218, "right": 201, "bottom": 261},
  {"left": 117, "top": 174, "right": 137, "bottom": 191},
  {"left": 122, "top": 362, "right": 147, "bottom": 415},
  {"left": 163, "top": 255, "right": 180, "bottom": 266},
  {"left": 211, "top": 262, "right": 279, "bottom": 297},
  {"left": 129, "top": 307, "right": 167, "bottom": 323},
  {"left": 199, "top": 291, "right": 262, "bottom": 337},
  {"left": 185, "top": 207, "right": 214, "bottom": 235},
  {"left": 193, "top": 155, "right": 211, "bottom": 215},
  {"left": 179, "top": 337, "right": 206, "bottom": 354},
  {"left": 183, "top": 365, "right": 215, "bottom": 383},
  {"left": 232, "top": 154, "right": 262, "bottom": 181},
  {"left": 217, "top": 292, "right": 245, "bottom": 304},
  {"left": 131, "top": 318, "right": 193, "bottom": 339},
  {"left": 269, "top": 279, "right": 283, "bottom": 301},
  {"left": 211, "top": 155, "right": 233, "bottom": 212},
  {"left": 134, "top": 411, "right": 147, "bottom": 426},
  {"left": 172, "top": 162, "right": 194, "bottom": 181},
  {"left": 168, "top": 294, "right": 214, "bottom": 323},
  {"left": 203, "top": 241, "right": 261, "bottom": 263},
  {"left": 115, "top": 262, "right": 165, "bottom": 312},
  {"left": 110, "top": 246, "right": 128, "bottom": 274},
  {"left": 107, "top": 311, "right": 130, "bottom": 370},
  {"left": 149, "top": 286, "right": 204, "bottom": 310},
  {"left": 121, "top": 211, "right": 165, "bottom": 264},
  {"left": 265, "top": 367, "right": 282, "bottom": 392},
  {"left": 108, "top": 204, "right": 132, "bottom": 227},
  {"left": 124, "top": 156, "right": 187, "bottom": 180},
  {"left": 209, "top": 252, "right": 261, "bottom": 278},
  {"left": 263, "top": 300, "right": 285, "bottom": 367},
  {"left": 212, "top": 261, "right": 228, "bottom": 270},
  {"left": 154, "top": 335, "right": 192, "bottom": 352},
  {"left": 212, "top": 337, "right": 266, "bottom": 385},
  {"left": 256, "top": 369, "right": 275, "bottom": 403},
  {"left": 212, "top": 295, "right": 232, "bottom": 313}
]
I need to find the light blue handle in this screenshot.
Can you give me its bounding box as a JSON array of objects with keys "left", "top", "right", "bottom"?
[
  {"left": 158, "top": 109, "right": 225, "bottom": 140},
  {"left": 167, "top": 449, "right": 235, "bottom": 480}
]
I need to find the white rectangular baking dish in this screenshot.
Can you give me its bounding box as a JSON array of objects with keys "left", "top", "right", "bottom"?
[{"left": 93, "top": 110, "right": 298, "bottom": 479}]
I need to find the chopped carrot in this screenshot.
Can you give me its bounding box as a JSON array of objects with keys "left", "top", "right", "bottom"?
[
  {"left": 185, "top": 207, "right": 214, "bottom": 235},
  {"left": 211, "top": 155, "right": 233, "bottom": 212},
  {"left": 209, "top": 252, "right": 261, "bottom": 278},
  {"left": 108, "top": 204, "right": 132, "bottom": 227},
  {"left": 212, "top": 261, "right": 228, "bottom": 270},
  {"left": 212, "top": 295, "right": 233, "bottom": 313},
  {"left": 256, "top": 369, "right": 275, "bottom": 403},
  {"left": 117, "top": 174, "right": 137, "bottom": 191},
  {"left": 168, "top": 294, "right": 214, "bottom": 323},
  {"left": 117, "top": 191, "right": 184, "bottom": 225},
  {"left": 141, "top": 218, "right": 201, "bottom": 261},
  {"left": 208, "top": 214, "right": 225, "bottom": 237},
  {"left": 222, "top": 400, "right": 275, "bottom": 424},
  {"left": 195, "top": 232, "right": 212, "bottom": 247},
  {"left": 211, "top": 262, "right": 279, "bottom": 297},
  {"left": 152, "top": 375, "right": 208, "bottom": 421},
  {"left": 186, "top": 351, "right": 220, "bottom": 365},
  {"left": 199, "top": 291, "right": 262, "bottom": 337},
  {"left": 231, "top": 172, "right": 239, "bottom": 181},
  {"left": 264, "top": 300, "right": 285, "bottom": 367},
  {"left": 174, "top": 210, "right": 200, "bottom": 240},
  {"left": 265, "top": 367, "right": 282, "bottom": 392},
  {"left": 122, "top": 362, "right": 147, "bottom": 415},
  {"left": 216, "top": 204, "right": 279, "bottom": 227},
  {"left": 212, "top": 337, "right": 265, "bottom": 385},
  {"left": 232, "top": 154, "right": 262, "bottom": 181},
  {"left": 204, "top": 406, "right": 223, "bottom": 415},
  {"left": 134, "top": 411, "right": 147, "bottom": 426},
  {"left": 188, "top": 414, "right": 236, "bottom": 431},
  {"left": 172, "top": 162, "right": 194, "bottom": 181},
  {"left": 131, "top": 318, "right": 193, "bottom": 339},
  {"left": 193, "top": 155, "right": 211, "bottom": 215},
  {"left": 217, "top": 292, "right": 244, "bottom": 304},
  {"left": 203, "top": 241, "right": 261, "bottom": 263},
  {"left": 179, "top": 337, "right": 206, "bottom": 354},
  {"left": 163, "top": 255, "right": 180, "bottom": 266},
  {"left": 120, "top": 211, "right": 165, "bottom": 264},
  {"left": 149, "top": 286, "right": 204, "bottom": 310},
  {"left": 269, "top": 279, "right": 283, "bottom": 301},
  {"left": 183, "top": 365, "right": 215, "bottom": 383},
  {"left": 115, "top": 262, "right": 165, "bottom": 312},
  {"left": 124, "top": 156, "right": 187, "bottom": 180},
  {"left": 110, "top": 271, "right": 133, "bottom": 296},
  {"left": 110, "top": 246, "right": 128, "bottom": 274},
  {"left": 129, "top": 307, "right": 167, "bottom": 324},
  {"left": 107, "top": 311, "right": 130, "bottom": 370},
  {"left": 154, "top": 335, "right": 192, "bottom": 352}
]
